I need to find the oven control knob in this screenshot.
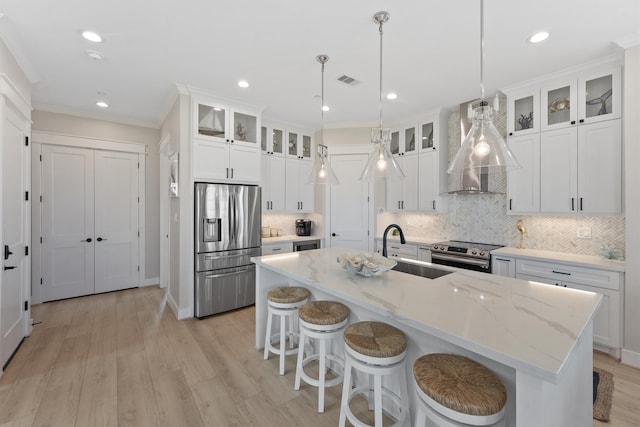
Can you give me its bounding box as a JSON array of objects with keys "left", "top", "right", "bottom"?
[
  {"left": 471, "top": 250, "right": 477, "bottom": 255},
  {"left": 480, "top": 251, "right": 486, "bottom": 256},
  {"left": 433, "top": 245, "right": 439, "bottom": 250}
]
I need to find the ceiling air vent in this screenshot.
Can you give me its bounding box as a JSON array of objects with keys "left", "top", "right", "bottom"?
[{"left": 337, "top": 74, "right": 359, "bottom": 86}]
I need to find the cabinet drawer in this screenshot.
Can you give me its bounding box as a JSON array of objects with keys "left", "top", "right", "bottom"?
[
  {"left": 375, "top": 240, "right": 418, "bottom": 259},
  {"left": 515, "top": 259, "right": 620, "bottom": 290},
  {"left": 262, "top": 243, "right": 293, "bottom": 255}
]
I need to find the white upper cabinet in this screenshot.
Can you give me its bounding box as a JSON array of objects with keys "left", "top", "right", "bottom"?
[
  {"left": 286, "top": 129, "right": 313, "bottom": 160},
  {"left": 261, "top": 124, "right": 285, "bottom": 156},
  {"left": 193, "top": 99, "right": 261, "bottom": 183},
  {"left": 540, "top": 66, "right": 621, "bottom": 131},
  {"left": 507, "top": 133, "right": 540, "bottom": 214},
  {"left": 578, "top": 66, "right": 622, "bottom": 125},
  {"left": 196, "top": 101, "right": 259, "bottom": 148},
  {"left": 386, "top": 155, "right": 419, "bottom": 211},
  {"left": 506, "top": 87, "right": 540, "bottom": 137}
]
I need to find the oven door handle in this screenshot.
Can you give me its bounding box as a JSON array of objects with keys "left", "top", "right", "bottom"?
[{"left": 431, "top": 253, "right": 489, "bottom": 267}]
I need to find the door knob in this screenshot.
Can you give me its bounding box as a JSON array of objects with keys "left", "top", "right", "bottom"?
[
  {"left": 81, "top": 238, "right": 92, "bottom": 242},
  {"left": 97, "top": 237, "right": 107, "bottom": 242},
  {"left": 331, "top": 233, "right": 338, "bottom": 237},
  {"left": 4, "top": 245, "right": 13, "bottom": 260}
]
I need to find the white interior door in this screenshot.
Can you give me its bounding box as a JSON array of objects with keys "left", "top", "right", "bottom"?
[
  {"left": 41, "top": 145, "right": 95, "bottom": 301},
  {"left": 329, "top": 153, "right": 369, "bottom": 250},
  {"left": 94, "top": 151, "right": 139, "bottom": 293},
  {"left": 1, "top": 105, "right": 29, "bottom": 369}
]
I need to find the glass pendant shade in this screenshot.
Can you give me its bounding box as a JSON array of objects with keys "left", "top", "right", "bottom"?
[
  {"left": 447, "top": 106, "right": 521, "bottom": 173},
  {"left": 359, "top": 129, "right": 406, "bottom": 181},
  {"left": 359, "top": 11, "right": 405, "bottom": 182},
  {"left": 307, "top": 144, "right": 339, "bottom": 185}
]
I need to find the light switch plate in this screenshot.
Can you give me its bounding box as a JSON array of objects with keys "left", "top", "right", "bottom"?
[{"left": 577, "top": 227, "right": 592, "bottom": 239}]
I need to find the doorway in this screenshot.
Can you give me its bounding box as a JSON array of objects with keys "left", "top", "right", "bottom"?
[{"left": 328, "top": 152, "right": 370, "bottom": 250}]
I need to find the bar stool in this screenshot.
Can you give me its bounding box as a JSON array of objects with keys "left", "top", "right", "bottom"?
[
  {"left": 263, "top": 286, "right": 310, "bottom": 375},
  {"left": 339, "top": 321, "right": 410, "bottom": 427},
  {"left": 294, "top": 300, "right": 350, "bottom": 413},
  {"left": 413, "top": 353, "right": 507, "bottom": 427}
]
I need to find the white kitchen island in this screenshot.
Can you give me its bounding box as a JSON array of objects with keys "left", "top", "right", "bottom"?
[{"left": 252, "top": 248, "right": 602, "bottom": 426}]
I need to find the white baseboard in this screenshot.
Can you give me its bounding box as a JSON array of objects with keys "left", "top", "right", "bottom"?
[
  {"left": 621, "top": 348, "right": 640, "bottom": 369},
  {"left": 166, "top": 292, "right": 192, "bottom": 320},
  {"left": 141, "top": 277, "right": 160, "bottom": 287}
]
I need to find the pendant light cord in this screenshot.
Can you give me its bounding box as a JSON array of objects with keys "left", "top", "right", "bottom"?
[
  {"left": 378, "top": 19, "right": 384, "bottom": 129},
  {"left": 321, "top": 60, "right": 325, "bottom": 149},
  {"left": 480, "top": 0, "right": 485, "bottom": 103}
]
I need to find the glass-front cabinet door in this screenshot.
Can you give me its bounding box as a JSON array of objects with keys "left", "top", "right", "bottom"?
[
  {"left": 231, "top": 110, "right": 258, "bottom": 147},
  {"left": 506, "top": 87, "right": 539, "bottom": 136},
  {"left": 578, "top": 67, "right": 621, "bottom": 124},
  {"left": 197, "top": 102, "right": 227, "bottom": 142},
  {"left": 302, "top": 134, "right": 312, "bottom": 160},
  {"left": 390, "top": 129, "right": 400, "bottom": 156},
  {"left": 272, "top": 128, "right": 284, "bottom": 155},
  {"left": 261, "top": 126, "right": 267, "bottom": 152},
  {"left": 403, "top": 125, "right": 417, "bottom": 155},
  {"left": 541, "top": 78, "right": 576, "bottom": 131},
  {"left": 287, "top": 131, "right": 299, "bottom": 158},
  {"left": 420, "top": 121, "right": 435, "bottom": 151}
]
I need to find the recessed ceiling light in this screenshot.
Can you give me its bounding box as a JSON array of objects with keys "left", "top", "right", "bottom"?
[
  {"left": 237, "top": 80, "right": 249, "bottom": 88},
  {"left": 527, "top": 31, "right": 549, "bottom": 44},
  {"left": 386, "top": 92, "right": 398, "bottom": 100},
  {"left": 322, "top": 105, "right": 330, "bottom": 112},
  {"left": 96, "top": 101, "right": 109, "bottom": 108},
  {"left": 82, "top": 31, "right": 102, "bottom": 43},
  {"left": 86, "top": 50, "right": 104, "bottom": 61}
]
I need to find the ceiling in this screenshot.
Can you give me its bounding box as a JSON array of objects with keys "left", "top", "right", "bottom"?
[{"left": 1, "top": 0, "right": 638, "bottom": 129}]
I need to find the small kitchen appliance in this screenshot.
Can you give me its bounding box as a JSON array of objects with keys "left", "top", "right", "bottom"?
[
  {"left": 430, "top": 240, "right": 503, "bottom": 273},
  {"left": 295, "top": 219, "right": 312, "bottom": 236}
]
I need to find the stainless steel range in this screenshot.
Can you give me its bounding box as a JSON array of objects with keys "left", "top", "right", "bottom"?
[{"left": 430, "top": 240, "right": 503, "bottom": 273}]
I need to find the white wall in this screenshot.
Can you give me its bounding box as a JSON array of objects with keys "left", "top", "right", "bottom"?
[
  {"left": 0, "top": 38, "right": 31, "bottom": 102},
  {"left": 31, "top": 110, "right": 161, "bottom": 282},
  {"left": 623, "top": 44, "right": 640, "bottom": 364}
]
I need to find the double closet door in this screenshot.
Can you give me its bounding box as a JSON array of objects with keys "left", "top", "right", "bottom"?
[{"left": 41, "top": 145, "right": 140, "bottom": 301}]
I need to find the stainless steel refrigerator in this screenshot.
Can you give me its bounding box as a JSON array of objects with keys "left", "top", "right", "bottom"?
[{"left": 194, "top": 183, "right": 261, "bottom": 318}]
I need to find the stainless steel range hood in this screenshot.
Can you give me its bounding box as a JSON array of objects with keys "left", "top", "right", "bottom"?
[{"left": 447, "top": 97, "right": 506, "bottom": 194}]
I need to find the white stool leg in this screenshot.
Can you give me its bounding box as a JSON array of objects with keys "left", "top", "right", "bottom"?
[
  {"left": 373, "top": 374, "right": 383, "bottom": 427},
  {"left": 294, "top": 329, "right": 306, "bottom": 390},
  {"left": 279, "top": 312, "right": 286, "bottom": 375},
  {"left": 368, "top": 374, "right": 375, "bottom": 411},
  {"left": 414, "top": 403, "right": 426, "bottom": 427},
  {"left": 288, "top": 310, "right": 296, "bottom": 349},
  {"left": 398, "top": 367, "right": 410, "bottom": 426},
  {"left": 318, "top": 337, "right": 327, "bottom": 413},
  {"left": 263, "top": 308, "right": 273, "bottom": 360},
  {"left": 338, "top": 357, "right": 352, "bottom": 427}
]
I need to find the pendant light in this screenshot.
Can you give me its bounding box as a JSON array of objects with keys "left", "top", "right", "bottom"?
[
  {"left": 447, "top": 0, "right": 521, "bottom": 174},
  {"left": 307, "top": 54, "right": 340, "bottom": 185},
  {"left": 359, "top": 11, "right": 405, "bottom": 181}
]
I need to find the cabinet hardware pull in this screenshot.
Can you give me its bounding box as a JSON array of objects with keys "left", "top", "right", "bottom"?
[
  {"left": 4, "top": 266, "right": 17, "bottom": 270},
  {"left": 433, "top": 200, "right": 436, "bottom": 210},
  {"left": 579, "top": 119, "right": 584, "bottom": 123},
  {"left": 231, "top": 168, "right": 234, "bottom": 179},
  {"left": 226, "top": 168, "right": 229, "bottom": 178},
  {"left": 552, "top": 270, "right": 571, "bottom": 275},
  {"left": 4, "top": 245, "right": 13, "bottom": 260},
  {"left": 97, "top": 237, "right": 107, "bottom": 242},
  {"left": 570, "top": 120, "right": 576, "bottom": 125},
  {"left": 495, "top": 258, "right": 511, "bottom": 262},
  {"left": 579, "top": 197, "right": 583, "bottom": 211},
  {"left": 272, "top": 248, "right": 281, "bottom": 251},
  {"left": 81, "top": 238, "right": 92, "bottom": 243},
  {"left": 571, "top": 198, "right": 575, "bottom": 211},
  {"left": 509, "top": 199, "right": 513, "bottom": 210}
]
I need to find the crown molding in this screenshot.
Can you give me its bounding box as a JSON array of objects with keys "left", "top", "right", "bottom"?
[
  {"left": 614, "top": 34, "right": 640, "bottom": 49},
  {"left": 33, "top": 103, "right": 159, "bottom": 129}
]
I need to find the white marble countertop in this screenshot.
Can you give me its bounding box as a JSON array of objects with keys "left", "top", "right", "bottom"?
[
  {"left": 491, "top": 247, "right": 625, "bottom": 272},
  {"left": 252, "top": 247, "right": 602, "bottom": 383},
  {"left": 262, "top": 235, "right": 323, "bottom": 244}
]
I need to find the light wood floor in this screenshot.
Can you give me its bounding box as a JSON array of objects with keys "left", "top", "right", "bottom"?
[{"left": 0, "top": 286, "right": 638, "bottom": 426}]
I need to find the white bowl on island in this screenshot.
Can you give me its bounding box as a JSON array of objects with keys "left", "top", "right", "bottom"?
[{"left": 337, "top": 252, "right": 397, "bottom": 277}]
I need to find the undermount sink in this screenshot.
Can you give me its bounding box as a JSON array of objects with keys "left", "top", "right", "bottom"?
[{"left": 392, "top": 260, "right": 453, "bottom": 279}]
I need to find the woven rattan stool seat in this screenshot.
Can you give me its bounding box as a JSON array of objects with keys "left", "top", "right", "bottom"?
[
  {"left": 267, "top": 286, "right": 310, "bottom": 304},
  {"left": 343, "top": 321, "right": 407, "bottom": 359},
  {"left": 413, "top": 353, "right": 506, "bottom": 417},
  {"left": 299, "top": 300, "right": 349, "bottom": 326}
]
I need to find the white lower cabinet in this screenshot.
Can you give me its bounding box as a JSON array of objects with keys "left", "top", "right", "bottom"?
[
  {"left": 514, "top": 258, "right": 622, "bottom": 356},
  {"left": 262, "top": 242, "right": 293, "bottom": 255},
  {"left": 417, "top": 246, "right": 432, "bottom": 262},
  {"left": 374, "top": 239, "right": 418, "bottom": 260},
  {"left": 491, "top": 255, "right": 516, "bottom": 277}
]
